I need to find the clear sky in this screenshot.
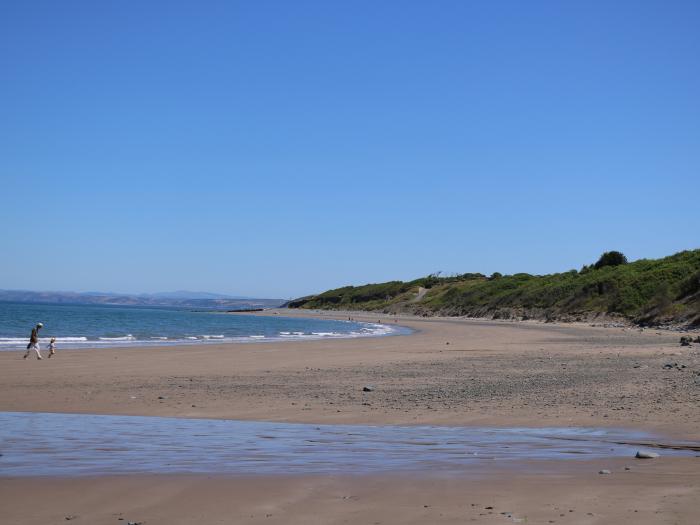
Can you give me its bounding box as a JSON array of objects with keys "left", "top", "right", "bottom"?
[{"left": 2, "top": 1, "right": 699, "bottom": 299}]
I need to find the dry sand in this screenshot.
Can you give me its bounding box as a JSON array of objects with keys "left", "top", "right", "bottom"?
[{"left": 1, "top": 311, "right": 699, "bottom": 524}]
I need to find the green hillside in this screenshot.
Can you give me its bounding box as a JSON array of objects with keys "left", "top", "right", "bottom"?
[{"left": 288, "top": 249, "right": 700, "bottom": 326}]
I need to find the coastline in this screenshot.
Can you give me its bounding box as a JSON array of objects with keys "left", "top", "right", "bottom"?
[
  {"left": 0, "top": 309, "right": 697, "bottom": 435},
  {"left": 2, "top": 309, "right": 699, "bottom": 524},
  {"left": 0, "top": 306, "right": 409, "bottom": 351}
]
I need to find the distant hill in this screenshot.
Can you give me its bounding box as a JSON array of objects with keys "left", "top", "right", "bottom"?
[
  {"left": 287, "top": 249, "right": 700, "bottom": 327},
  {"left": 141, "top": 291, "right": 254, "bottom": 300},
  {"left": 0, "top": 289, "right": 284, "bottom": 310}
]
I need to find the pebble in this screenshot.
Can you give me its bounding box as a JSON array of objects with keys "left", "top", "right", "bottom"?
[
  {"left": 635, "top": 450, "right": 660, "bottom": 459},
  {"left": 598, "top": 469, "right": 611, "bottom": 474},
  {"left": 662, "top": 362, "right": 686, "bottom": 370},
  {"left": 362, "top": 386, "right": 374, "bottom": 392}
]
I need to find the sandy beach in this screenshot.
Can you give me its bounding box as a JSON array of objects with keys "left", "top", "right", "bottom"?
[
  {"left": 2, "top": 311, "right": 699, "bottom": 524},
  {"left": 6, "top": 0, "right": 700, "bottom": 521}
]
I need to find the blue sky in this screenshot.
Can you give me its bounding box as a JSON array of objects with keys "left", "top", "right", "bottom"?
[{"left": 2, "top": 1, "right": 699, "bottom": 298}]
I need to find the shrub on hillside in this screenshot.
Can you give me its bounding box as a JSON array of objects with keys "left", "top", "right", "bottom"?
[{"left": 594, "top": 251, "right": 628, "bottom": 270}]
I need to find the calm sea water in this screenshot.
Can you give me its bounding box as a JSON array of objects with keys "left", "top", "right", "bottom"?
[{"left": 0, "top": 302, "right": 404, "bottom": 350}]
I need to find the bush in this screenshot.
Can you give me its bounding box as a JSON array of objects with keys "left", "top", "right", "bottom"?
[
  {"left": 594, "top": 251, "right": 628, "bottom": 270},
  {"left": 289, "top": 249, "right": 700, "bottom": 323}
]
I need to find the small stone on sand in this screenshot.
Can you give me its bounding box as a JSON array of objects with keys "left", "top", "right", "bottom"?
[{"left": 635, "top": 450, "right": 660, "bottom": 459}]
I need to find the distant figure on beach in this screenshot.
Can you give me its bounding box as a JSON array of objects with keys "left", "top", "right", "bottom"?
[
  {"left": 23, "top": 323, "right": 43, "bottom": 360},
  {"left": 48, "top": 337, "right": 56, "bottom": 358}
]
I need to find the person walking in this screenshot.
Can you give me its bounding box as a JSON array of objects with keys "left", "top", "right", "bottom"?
[
  {"left": 48, "top": 337, "right": 56, "bottom": 358},
  {"left": 23, "top": 323, "right": 43, "bottom": 360}
]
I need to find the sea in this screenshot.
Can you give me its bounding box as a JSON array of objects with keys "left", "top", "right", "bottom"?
[{"left": 0, "top": 302, "right": 405, "bottom": 351}]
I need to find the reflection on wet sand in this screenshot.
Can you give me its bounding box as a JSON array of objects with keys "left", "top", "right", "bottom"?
[{"left": 1, "top": 412, "right": 696, "bottom": 477}]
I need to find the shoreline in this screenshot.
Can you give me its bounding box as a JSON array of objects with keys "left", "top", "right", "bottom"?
[
  {"left": 2, "top": 310, "right": 699, "bottom": 523},
  {"left": 3, "top": 305, "right": 694, "bottom": 353},
  {"left": 0, "top": 310, "right": 411, "bottom": 352},
  {"left": 0, "top": 310, "right": 697, "bottom": 436}
]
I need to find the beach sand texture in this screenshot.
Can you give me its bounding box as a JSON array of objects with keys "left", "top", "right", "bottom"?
[{"left": 1, "top": 311, "right": 699, "bottom": 523}]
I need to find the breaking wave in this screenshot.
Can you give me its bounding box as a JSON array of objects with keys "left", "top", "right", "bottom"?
[{"left": 0, "top": 322, "right": 406, "bottom": 350}]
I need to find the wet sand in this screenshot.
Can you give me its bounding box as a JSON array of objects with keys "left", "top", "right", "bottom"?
[
  {"left": 2, "top": 459, "right": 699, "bottom": 525},
  {"left": 1, "top": 311, "right": 699, "bottom": 523}
]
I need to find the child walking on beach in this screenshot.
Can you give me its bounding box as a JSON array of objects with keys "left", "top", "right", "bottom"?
[
  {"left": 23, "top": 323, "right": 43, "bottom": 360},
  {"left": 48, "top": 337, "right": 56, "bottom": 358}
]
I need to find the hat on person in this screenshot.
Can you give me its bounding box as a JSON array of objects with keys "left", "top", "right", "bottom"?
[{"left": 37, "top": 323, "right": 43, "bottom": 327}]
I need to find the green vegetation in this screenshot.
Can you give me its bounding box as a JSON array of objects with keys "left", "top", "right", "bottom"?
[
  {"left": 288, "top": 249, "right": 700, "bottom": 326},
  {"left": 593, "top": 250, "right": 628, "bottom": 270}
]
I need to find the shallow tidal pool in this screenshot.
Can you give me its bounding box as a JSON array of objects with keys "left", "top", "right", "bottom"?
[{"left": 0, "top": 412, "right": 695, "bottom": 476}]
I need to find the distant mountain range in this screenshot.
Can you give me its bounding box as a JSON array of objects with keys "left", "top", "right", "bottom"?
[
  {"left": 141, "top": 291, "right": 248, "bottom": 300},
  {"left": 0, "top": 289, "right": 285, "bottom": 310}
]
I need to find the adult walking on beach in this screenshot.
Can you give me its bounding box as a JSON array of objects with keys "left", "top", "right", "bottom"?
[{"left": 23, "top": 323, "right": 43, "bottom": 360}]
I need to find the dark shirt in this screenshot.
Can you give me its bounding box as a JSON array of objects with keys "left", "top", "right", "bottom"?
[{"left": 30, "top": 328, "right": 39, "bottom": 344}]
